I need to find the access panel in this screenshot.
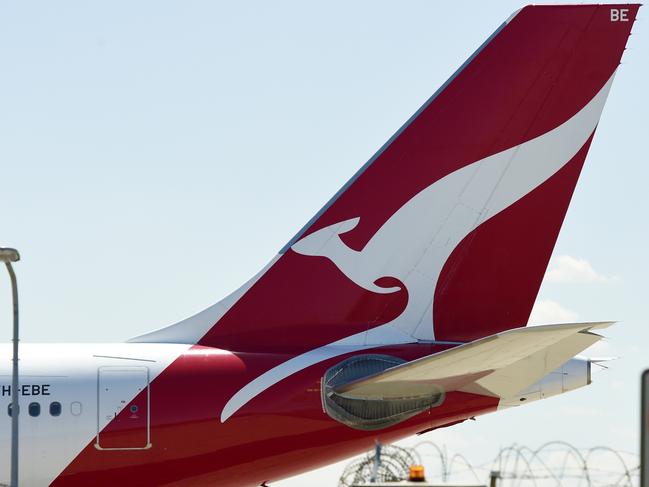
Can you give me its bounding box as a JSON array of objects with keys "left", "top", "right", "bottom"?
[{"left": 96, "top": 366, "right": 150, "bottom": 450}]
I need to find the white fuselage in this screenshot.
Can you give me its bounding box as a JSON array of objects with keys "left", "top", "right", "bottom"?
[{"left": 0, "top": 343, "right": 189, "bottom": 486}]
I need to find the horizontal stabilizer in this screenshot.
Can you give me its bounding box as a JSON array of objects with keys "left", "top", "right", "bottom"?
[{"left": 334, "top": 322, "right": 612, "bottom": 400}]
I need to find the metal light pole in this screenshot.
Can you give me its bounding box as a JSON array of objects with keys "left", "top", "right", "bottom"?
[
  {"left": 370, "top": 441, "right": 381, "bottom": 483},
  {"left": 0, "top": 248, "right": 20, "bottom": 487},
  {"left": 642, "top": 370, "right": 649, "bottom": 487}
]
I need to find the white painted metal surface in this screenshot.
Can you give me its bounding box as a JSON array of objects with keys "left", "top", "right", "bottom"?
[
  {"left": 0, "top": 343, "right": 190, "bottom": 487},
  {"left": 333, "top": 323, "right": 608, "bottom": 401}
]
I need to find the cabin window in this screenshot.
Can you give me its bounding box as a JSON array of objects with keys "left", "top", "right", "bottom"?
[
  {"left": 70, "top": 401, "right": 82, "bottom": 416},
  {"left": 28, "top": 402, "right": 40, "bottom": 417},
  {"left": 50, "top": 402, "right": 62, "bottom": 417},
  {"left": 7, "top": 404, "right": 18, "bottom": 417}
]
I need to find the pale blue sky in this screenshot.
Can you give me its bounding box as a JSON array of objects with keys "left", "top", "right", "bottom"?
[{"left": 0, "top": 1, "right": 647, "bottom": 485}]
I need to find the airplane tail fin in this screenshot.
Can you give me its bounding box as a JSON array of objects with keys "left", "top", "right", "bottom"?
[{"left": 131, "top": 5, "right": 639, "bottom": 351}]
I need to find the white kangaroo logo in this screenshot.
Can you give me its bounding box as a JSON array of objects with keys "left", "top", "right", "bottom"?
[{"left": 221, "top": 73, "right": 615, "bottom": 422}]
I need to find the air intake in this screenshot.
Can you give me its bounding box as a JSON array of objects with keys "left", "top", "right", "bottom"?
[{"left": 322, "top": 355, "right": 444, "bottom": 431}]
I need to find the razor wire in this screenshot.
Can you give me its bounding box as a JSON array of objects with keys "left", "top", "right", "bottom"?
[{"left": 338, "top": 441, "right": 639, "bottom": 487}]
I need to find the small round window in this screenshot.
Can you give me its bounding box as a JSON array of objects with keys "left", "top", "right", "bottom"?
[
  {"left": 50, "top": 402, "right": 62, "bottom": 417},
  {"left": 7, "top": 404, "right": 18, "bottom": 417},
  {"left": 28, "top": 402, "right": 40, "bottom": 417}
]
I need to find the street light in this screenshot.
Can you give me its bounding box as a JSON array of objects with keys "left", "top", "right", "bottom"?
[{"left": 0, "top": 248, "right": 20, "bottom": 487}]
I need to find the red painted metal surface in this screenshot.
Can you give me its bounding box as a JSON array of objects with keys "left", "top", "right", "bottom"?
[
  {"left": 52, "top": 344, "right": 498, "bottom": 486},
  {"left": 49, "top": 5, "right": 638, "bottom": 485}
]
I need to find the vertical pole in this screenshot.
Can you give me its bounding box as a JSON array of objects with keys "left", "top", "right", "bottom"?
[
  {"left": 641, "top": 370, "right": 649, "bottom": 487},
  {"left": 371, "top": 441, "right": 381, "bottom": 483},
  {"left": 7, "top": 262, "right": 19, "bottom": 487},
  {"left": 490, "top": 470, "right": 500, "bottom": 487}
]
